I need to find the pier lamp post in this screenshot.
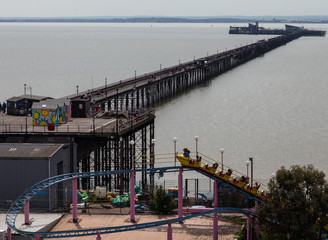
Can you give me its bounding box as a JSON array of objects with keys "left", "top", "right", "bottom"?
[
  {"left": 246, "top": 160, "right": 251, "bottom": 183},
  {"left": 130, "top": 140, "right": 135, "bottom": 168},
  {"left": 105, "top": 78, "right": 108, "bottom": 111},
  {"left": 173, "top": 137, "right": 178, "bottom": 166},
  {"left": 76, "top": 85, "right": 79, "bottom": 95},
  {"left": 150, "top": 138, "right": 156, "bottom": 193},
  {"left": 116, "top": 88, "right": 119, "bottom": 133},
  {"left": 105, "top": 78, "right": 107, "bottom": 95},
  {"left": 152, "top": 139, "right": 156, "bottom": 169},
  {"left": 119, "top": 137, "right": 123, "bottom": 196},
  {"left": 220, "top": 148, "right": 224, "bottom": 171},
  {"left": 130, "top": 140, "right": 135, "bottom": 222},
  {"left": 194, "top": 136, "right": 199, "bottom": 159},
  {"left": 92, "top": 99, "right": 96, "bottom": 133},
  {"left": 25, "top": 99, "right": 28, "bottom": 135},
  {"left": 249, "top": 157, "right": 253, "bottom": 187}
]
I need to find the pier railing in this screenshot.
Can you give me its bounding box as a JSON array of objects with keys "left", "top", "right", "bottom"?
[{"left": 0, "top": 110, "right": 155, "bottom": 136}]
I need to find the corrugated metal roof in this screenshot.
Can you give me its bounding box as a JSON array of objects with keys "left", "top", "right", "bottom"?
[
  {"left": 32, "top": 99, "right": 70, "bottom": 109},
  {"left": 6, "top": 94, "right": 51, "bottom": 102},
  {"left": 0, "top": 143, "right": 64, "bottom": 160}
]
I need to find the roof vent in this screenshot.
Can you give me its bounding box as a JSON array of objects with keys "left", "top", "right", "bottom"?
[{"left": 33, "top": 148, "right": 41, "bottom": 152}]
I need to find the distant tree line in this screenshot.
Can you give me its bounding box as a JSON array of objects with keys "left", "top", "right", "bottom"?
[{"left": 0, "top": 17, "right": 327, "bottom": 23}]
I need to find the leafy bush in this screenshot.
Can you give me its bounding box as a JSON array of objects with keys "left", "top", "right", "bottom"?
[{"left": 149, "top": 185, "right": 177, "bottom": 214}]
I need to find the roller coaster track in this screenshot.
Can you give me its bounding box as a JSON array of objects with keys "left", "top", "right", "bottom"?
[
  {"left": 194, "top": 169, "right": 265, "bottom": 202},
  {"left": 6, "top": 166, "right": 261, "bottom": 239}
]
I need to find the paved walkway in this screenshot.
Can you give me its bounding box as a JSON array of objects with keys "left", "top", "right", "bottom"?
[{"left": 51, "top": 213, "right": 241, "bottom": 240}]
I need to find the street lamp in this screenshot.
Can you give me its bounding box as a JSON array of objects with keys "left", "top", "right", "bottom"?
[
  {"left": 246, "top": 160, "right": 251, "bottom": 183},
  {"left": 194, "top": 136, "right": 199, "bottom": 159},
  {"left": 220, "top": 148, "right": 224, "bottom": 171},
  {"left": 173, "top": 137, "right": 178, "bottom": 166},
  {"left": 76, "top": 85, "right": 79, "bottom": 95}
]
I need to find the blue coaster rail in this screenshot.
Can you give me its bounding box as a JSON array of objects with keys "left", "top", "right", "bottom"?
[
  {"left": 34, "top": 208, "right": 256, "bottom": 239},
  {"left": 6, "top": 165, "right": 262, "bottom": 239}
]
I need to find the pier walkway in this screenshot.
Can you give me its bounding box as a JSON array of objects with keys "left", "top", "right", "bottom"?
[{"left": 66, "top": 31, "right": 304, "bottom": 112}]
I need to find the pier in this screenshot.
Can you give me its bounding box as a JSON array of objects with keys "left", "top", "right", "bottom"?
[
  {"left": 0, "top": 30, "right": 309, "bottom": 195},
  {"left": 68, "top": 30, "right": 304, "bottom": 110}
]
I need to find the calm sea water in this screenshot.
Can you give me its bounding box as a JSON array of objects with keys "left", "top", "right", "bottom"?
[{"left": 1, "top": 22, "right": 328, "bottom": 185}]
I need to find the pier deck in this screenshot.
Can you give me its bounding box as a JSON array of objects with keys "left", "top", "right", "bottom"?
[{"left": 0, "top": 112, "right": 154, "bottom": 136}]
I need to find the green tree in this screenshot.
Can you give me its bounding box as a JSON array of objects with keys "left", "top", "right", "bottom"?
[
  {"left": 259, "top": 165, "right": 328, "bottom": 240},
  {"left": 149, "top": 185, "right": 177, "bottom": 214}
]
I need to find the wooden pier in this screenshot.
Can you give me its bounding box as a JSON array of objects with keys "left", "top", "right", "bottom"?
[{"left": 68, "top": 31, "right": 303, "bottom": 111}]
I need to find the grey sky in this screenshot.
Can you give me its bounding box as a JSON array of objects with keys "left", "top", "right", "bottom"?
[{"left": 1, "top": 0, "right": 327, "bottom": 17}]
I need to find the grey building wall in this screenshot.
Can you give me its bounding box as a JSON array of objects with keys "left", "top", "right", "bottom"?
[
  {"left": 0, "top": 143, "right": 77, "bottom": 211},
  {"left": 0, "top": 159, "right": 48, "bottom": 209}
]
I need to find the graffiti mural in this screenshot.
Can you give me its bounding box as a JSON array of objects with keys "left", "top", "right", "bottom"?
[{"left": 32, "top": 101, "right": 71, "bottom": 126}]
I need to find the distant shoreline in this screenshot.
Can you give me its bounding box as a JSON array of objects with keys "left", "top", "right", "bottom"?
[{"left": 0, "top": 17, "right": 327, "bottom": 24}]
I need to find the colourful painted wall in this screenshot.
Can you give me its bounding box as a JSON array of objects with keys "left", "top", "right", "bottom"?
[{"left": 32, "top": 102, "right": 71, "bottom": 126}]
